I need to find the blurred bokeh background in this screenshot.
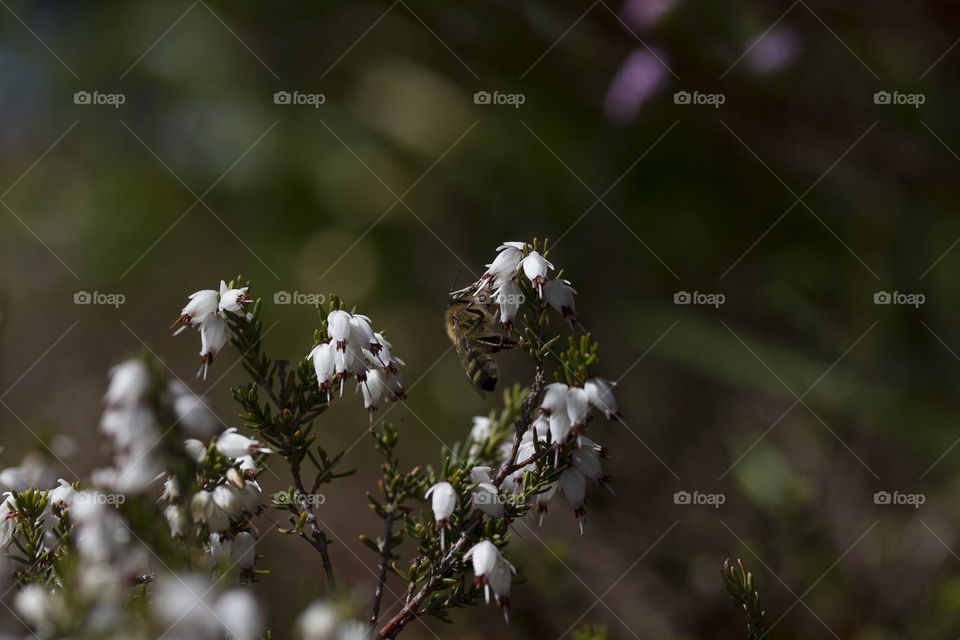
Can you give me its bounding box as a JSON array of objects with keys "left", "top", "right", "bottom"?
[{"left": 2, "top": 1, "right": 960, "bottom": 637}]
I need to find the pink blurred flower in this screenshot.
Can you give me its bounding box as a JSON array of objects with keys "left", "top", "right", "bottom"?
[{"left": 604, "top": 48, "right": 669, "bottom": 125}]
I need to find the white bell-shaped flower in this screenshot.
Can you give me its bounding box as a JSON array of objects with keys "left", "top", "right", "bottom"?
[
  {"left": 100, "top": 407, "right": 159, "bottom": 451},
  {"left": 469, "top": 466, "right": 493, "bottom": 484},
  {"left": 566, "top": 386, "right": 590, "bottom": 431},
  {"left": 48, "top": 478, "right": 77, "bottom": 508},
  {"left": 212, "top": 484, "right": 243, "bottom": 517},
  {"left": 15, "top": 584, "right": 59, "bottom": 637},
  {"left": 209, "top": 532, "right": 235, "bottom": 565},
  {"left": 349, "top": 314, "right": 380, "bottom": 355},
  {"left": 216, "top": 589, "right": 264, "bottom": 640},
  {"left": 585, "top": 377, "right": 619, "bottom": 419},
  {"left": 198, "top": 315, "right": 229, "bottom": 380},
  {"left": 176, "top": 289, "right": 219, "bottom": 329},
  {"left": 576, "top": 434, "right": 608, "bottom": 456},
  {"left": 237, "top": 454, "right": 258, "bottom": 474},
  {"left": 308, "top": 342, "right": 336, "bottom": 407},
  {"left": 470, "top": 417, "right": 494, "bottom": 443},
  {"left": 371, "top": 332, "right": 404, "bottom": 373},
  {"left": 165, "top": 504, "right": 187, "bottom": 539},
  {"left": 295, "top": 600, "right": 340, "bottom": 640},
  {"left": 514, "top": 440, "right": 537, "bottom": 471},
  {"left": 525, "top": 415, "right": 550, "bottom": 445},
  {"left": 382, "top": 368, "right": 405, "bottom": 400},
  {"left": 161, "top": 476, "right": 180, "bottom": 502},
  {"left": 559, "top": 468, "right": 587, "bottom": 535},
  {"left": 494, "top": 279, "right": 523, "bottom": 327},
  {"left": 71, "top": 493, "right": 127, "bottom": 563},
  {"left": 326, "top": 310, "right": 352, "bottom": 350},
  {"left": 334, "top": 343, "right": 367, "bottom": 385},
  {"left": 424, "top": 481, "right": 457, "bottom": 550},
  {"left": 184, "top": 438, "right": 207, "bottom": 463},
  {"left": 572, "top": 447, "right": 614, "bottom": 493},
  {"left": 488, "top": 556, "right": 516, "bottom": 623},
  {"left": 234, "top": 531, "right": 257, "bottom": 570},
  {"left": 0, "top": 493, "right": 15, "bottom": 549},
  {"left": 154, "top": 574, "right": 218, "bottom": 638},
  {"left": 217, "top": 280, "right": 252, "bottom": 313},
  {"left": 472, "top": 482, "right": 504, "bottom": 518},
  {"left": 239, "top": 480, "right": 262, "bottom": 514},
  {"left": 481, "top": 242, "right": 526, "bottom": 288},
  {"left": 464, "top": 539, "right": 516, "bottom": 613},
  {"left": 540, "top": 382, "right": 568, "bottom": 416},
  {"left": 360, "top": 368, "right": 386, "bottom": 417},
  {"left": 465, "top": 540, "right": 499, "bottom": 579},
  {"left": 535, "top": 481, "right": 558, "bottom": 528},
  {"left": 549, "top": 412, "right": 572, "bottom": 456},
  {"left": 519, "top": 250, "right": 553, "bottom": 297},
  {"left": 191, "top": 489, "right": 231, "bottom": 532},
  {"left": 543, "top": 278, "right": 578, "bottom": 325},
  {"left": 216, "top": 427, "right": 270, "bottom": 459},
  {"left": 104, "top": 359, "right": 150, "bottom": 407},
  {"left": 172, "top": 391, "right": 220, "bottom": 438}
]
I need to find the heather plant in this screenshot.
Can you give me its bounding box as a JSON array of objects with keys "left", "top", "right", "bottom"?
[{"left": 0, "top": 239, "right": 642, "bottom": 639}]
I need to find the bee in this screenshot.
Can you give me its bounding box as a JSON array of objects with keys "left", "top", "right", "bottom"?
[{"left": 445, "top": 294, "right": 519, "bottom": 393}]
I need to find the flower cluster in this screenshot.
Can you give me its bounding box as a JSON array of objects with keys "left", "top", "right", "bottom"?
[
  {"left": 172, "top": 280, "right": 252, "bottom": 379},
  {"left": 93, "top": 359, "right": 222, "bottom": 496},
  {"left": 412, "top": 383, "right": 617, "bottom": 627},
  {"left": 169, "top": 426, "right": 267, "bottom": 570},
  {"left": 4, "top": 481, "right": 155, "bottom": 638},
  {"left": 509, "top": 378, "right": 618, "bottom": 533},
  {"left": 0, "top": 478, "right": 73, "bottom": 581},
  {"left": 93, "top": 359, "right": 164, "bottom": 493},
  {"left": 307, "top": 308, "right": 405, "bottom": 419},
  {"left": 1, "top": 353, "right": 285, "bottom": 640},
  {"left": 414, "top": 377, "right": 618, "bottom": 623},
  {"left": 6, "top": 480, "right": 267, "bottom": 640},
  {"left": 464, "top": 241, "right": 578, "bottom": 328},
  {"left": 2, "top": 239, "right": 629, "bottom": 640}
]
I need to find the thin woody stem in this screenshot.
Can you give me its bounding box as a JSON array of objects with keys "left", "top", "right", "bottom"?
[
  {"left": 237, "top": 314, "right": 338, "bottom": 593},
  {"left": 369, "top": 507, "right": 397, "bottom": 627},
  {"left": 379, "top": 367, "right": 545, "bottom": 638},
  {"left": 290, "top": 457, "right": 337, "bottom": 591}
]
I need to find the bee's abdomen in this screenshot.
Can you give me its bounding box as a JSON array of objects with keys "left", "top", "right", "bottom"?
[{"left": 465, "top": 354, "right": 498, "bottom": 392}]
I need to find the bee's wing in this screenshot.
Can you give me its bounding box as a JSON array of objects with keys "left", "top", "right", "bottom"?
[{"left": 451, "top": 308, "right": 472, "bottom": 356}]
